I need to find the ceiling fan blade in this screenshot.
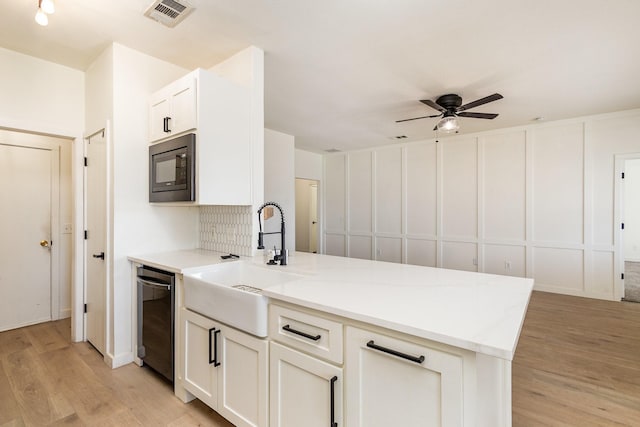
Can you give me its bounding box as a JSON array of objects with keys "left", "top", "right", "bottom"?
[
  {"left": 458, "top": 93, "right": 503, "bottom": 112},
  {"left": 395, "top": 114, "right": 441, "bottom": 123},
  {"left": 420, "top": 99, "right": 447, "bottom": 113},
  {"left": 457, "top": 112, "right": 499, "bottom": 119}
]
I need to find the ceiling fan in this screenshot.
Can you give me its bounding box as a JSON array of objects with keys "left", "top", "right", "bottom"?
[{"left": 396, "top": 93, "right": 503, "bottom": 133}]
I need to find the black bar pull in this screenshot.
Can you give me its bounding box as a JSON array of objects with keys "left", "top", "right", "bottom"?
[
  {"left": 208, "top": 327, "right": 216, "bottom": 364},
  {"left": 213, "top": 329, "right": 221, "bottom": 367},
  {"left": 92, "top": 252, "right": 105, "bottom": 260},
  {"left": 282, "top": 324, "right": 321, "bottom": 341},
  {"left": 330, "top": 375, "right": 338, "bottom": 427},
  {"left": 163, "top": 116, "right": 172, "bottom": 133},
  {"left": 366, "top": 340, "right": 425, "bottom": 364}
]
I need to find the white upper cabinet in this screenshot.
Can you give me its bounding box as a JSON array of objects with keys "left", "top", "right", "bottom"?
[
  {"left": 149, "top": 68, "right": 252, "bottom": 205},
  {"left": 149, "top": 73, "right": 197, "bottom": 142}
]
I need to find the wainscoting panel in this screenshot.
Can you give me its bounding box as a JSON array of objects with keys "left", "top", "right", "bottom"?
[
  {"left": 325, "top": 233, "right": 346, "bottom": 257},
  {"left": 442, "top": 241, "right": 478, "bottom": 272},
  {"left": 533, "top": 247, "right": 584, "bottom": 292},
  {"left": 349, "top": 235, "right": 372, "bottom": 260},
  {"left": 406, "top": 238, "right": 437, "bottom": 268},
  {"left": 349, "top": 151, "right": 372, "bottom": 233},
  {"left": 375, "top": 237, "right": 402, "bottom": 264},
  {"left": 532, "top": 123, "right": 584, "bottom": 244},
  {"left": 481, "top": 132, "right": 526, "bottom": 241},
  {"left": 483, "top": 244, "right": 526, "bottom": 278},
  {"left": 441, "top": 137, "right": 478, "bottom": 239},
  {"left": 324, "top": 155, "right": 346, "bottom": 232},
  {"left": 405, "top": 143, "right": 437, "bottom": 236},
  {"left": 375, "top": 147, "right": 402, "bottom": 234}
]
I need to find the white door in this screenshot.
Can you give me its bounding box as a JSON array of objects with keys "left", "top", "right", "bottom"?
[
  {"left": 85, "top": 131, "right": 107, "bottom": 354},
  {"left": 270, "top": 342, "right": 342, "bottom": 427},
  {"left": 309, "top": 183, "right": 318, "bottom": 253},
  {"left": 0, "top": 142, "right": 54, "bottom": 331}
]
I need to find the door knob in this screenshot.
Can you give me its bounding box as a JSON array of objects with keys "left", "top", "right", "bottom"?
[{"left": 40, "top": 240, "right": 49, "bottom": 247}]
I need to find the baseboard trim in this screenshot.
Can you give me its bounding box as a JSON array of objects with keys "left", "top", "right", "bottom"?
[
  {"left": 107, "top": 351, "right": 135, "bottom": 369},
  {"left": 58, "top": 308, "right": 71, "bottom": 319},
  {"left": 533, "top": 283, "right": 615, "bottom": 301},
  {"left": 0, "top": 316, "right": 52, "bottom": 333}
]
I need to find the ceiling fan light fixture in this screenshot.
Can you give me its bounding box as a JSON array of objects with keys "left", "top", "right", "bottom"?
[{"left": 437, "top": 115, "right": 459, "bottom": 133}]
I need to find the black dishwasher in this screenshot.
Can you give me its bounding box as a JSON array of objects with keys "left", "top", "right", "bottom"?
[{"left": 136, "top": 265, "right": 175, "bottom": 383}]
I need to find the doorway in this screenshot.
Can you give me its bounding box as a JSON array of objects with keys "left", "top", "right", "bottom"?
[
  {"left": 622, "top": 158, "right": 640, "bottom": 302},
  {"left": 295, "top": 178, "right": 320, "bottom": 253},
  {"left": 0, "top": 129, "right": 69, "bottom": 332}
]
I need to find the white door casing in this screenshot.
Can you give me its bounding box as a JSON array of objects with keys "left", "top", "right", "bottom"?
[
  {"left": 0, "top": 141, "right": 59, "bottom": 331},
  {"left": 85, "top": 130, "right": 107, "bottom": 354}
]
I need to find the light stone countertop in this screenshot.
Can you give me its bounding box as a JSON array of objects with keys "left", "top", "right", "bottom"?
[{"left": 128, "top": 249, "right": 533, "bottom": 360}]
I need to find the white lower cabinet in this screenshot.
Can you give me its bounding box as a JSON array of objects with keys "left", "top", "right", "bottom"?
[
  {"left": 181, "top": 308, "right": 268, "bottom": 427},
  {"left": 270, "top": 342, "right": 343, "bottom": 427},
  {"left": 345, "top": 326, "right": 469, "bottom": 427}
]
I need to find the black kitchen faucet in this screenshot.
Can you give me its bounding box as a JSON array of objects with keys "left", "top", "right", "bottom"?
[{"left": 257, "top": 201, "right": 288, "bottom": 266}]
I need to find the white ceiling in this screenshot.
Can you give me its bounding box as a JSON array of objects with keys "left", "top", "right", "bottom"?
[{"left": 2, "top": 0, "right": 640, "bottom": 152}]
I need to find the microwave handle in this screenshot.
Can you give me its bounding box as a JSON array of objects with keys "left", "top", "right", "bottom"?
[{"left": 163, "top": 117, "right": 171, "bottom": 133}]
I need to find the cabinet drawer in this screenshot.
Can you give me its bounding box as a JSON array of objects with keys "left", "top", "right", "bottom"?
[{"left": 269, "top": 304, "right": 343, "bottom": 364}]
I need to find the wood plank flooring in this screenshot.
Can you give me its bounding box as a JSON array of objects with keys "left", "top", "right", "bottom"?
[
  {"left": 512, "top": 291, "right": 640, "bottom": 426},
  {"left": 1, "top": 291, "right": 639, "bottom": 426},
  {"left": 0, "top": 319, "right": 233, "bottom": 426}
]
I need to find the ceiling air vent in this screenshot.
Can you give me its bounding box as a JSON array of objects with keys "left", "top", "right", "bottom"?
[{"left": 144, "top": 0, "right": 194, "bottom": 28}]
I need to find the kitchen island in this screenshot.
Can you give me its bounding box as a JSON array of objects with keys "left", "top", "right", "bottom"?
[{"left": 129, "top": 249, "right": 533, "bottom": 427}]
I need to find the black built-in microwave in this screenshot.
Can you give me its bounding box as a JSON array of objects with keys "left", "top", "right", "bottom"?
[{"left": 149, "top": 133, "right": 195, "bottom": 202}]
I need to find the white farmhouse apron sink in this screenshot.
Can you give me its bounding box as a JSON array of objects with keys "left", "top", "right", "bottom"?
[{"left": 183, "top": 261, "right": 303, "bottom": 337}]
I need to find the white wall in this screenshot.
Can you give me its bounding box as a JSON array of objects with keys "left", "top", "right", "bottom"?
[
  {"left": 264, "top": 128, "right": 295, "bottom": 252},
  {"left": 324, "top": 109, "right": 640, "bottom": 301},
  {"left": 0, "top": 48, "right": 84, "bottom": 323},
  {"left": 0, "top": 47, "right": 84, "bottom": 134},
  {"left": 625, "top": 159, "right": 640, "bottom": 261}
]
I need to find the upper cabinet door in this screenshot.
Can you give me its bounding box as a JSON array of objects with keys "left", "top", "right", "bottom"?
[
  {"left": 149, "top": 75, "right": 197, "bottom": 142},
  {"left": 168, "top": 75, "right": 197, "bottom": 137},
  {"left": 149, "top": 94, "right": 171, "bottom": 142}
]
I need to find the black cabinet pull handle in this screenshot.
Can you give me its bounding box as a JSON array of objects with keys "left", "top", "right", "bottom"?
[
  {"left": 92, "top": 252, "right": 105, "bottom": 260},
  {"left": 282, "top": 324, "right": 321, "bottom": 341},
  {"left": 213, "top": 329, "right": 221, "bottom": 367},
  {"left": 366, "top": 340, "right": 425, "bottom": 364},
  {"left": 163, "top": 116, "right": 172, "bottom": 133},
  {"left": 208, "top": 327, "right": 215, "bottom": 364},
  {"left": 330, "top": 375, "right": 338, "bottom": 427}
]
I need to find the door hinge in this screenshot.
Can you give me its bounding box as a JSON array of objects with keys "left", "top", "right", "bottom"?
[
  {"left": 622, "top": 172, "right": 625, "bottom": 179},
  {"left": 84, "top": 303, "right": 87, "bottom": 313},
  {"left": 84, "top": 230, "right": 88, "bottom": 240},
  {"left": 84, "top": 157, "right": 88, "bottom": 167},
  {"left": 622, "top": 273, "right": 625, "bottom": 280}
]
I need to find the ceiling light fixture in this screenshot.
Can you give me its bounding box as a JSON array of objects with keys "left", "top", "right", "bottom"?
[
  {"left": 436, "top": 114, "right": 459, "bottom": 133},
  {"left": 35, "top": 0, "right": 54, "bottom": 26}
]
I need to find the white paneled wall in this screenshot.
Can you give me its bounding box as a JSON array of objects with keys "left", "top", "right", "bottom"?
[{"left": 323, "top": 110, "right": 640, "bottom": 300}]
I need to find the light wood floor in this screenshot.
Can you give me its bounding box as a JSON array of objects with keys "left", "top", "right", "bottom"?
[
  {"left": 2, "top": 292, "right": 639, "bottom": 426},
  {"left": 0, "top": 319, "right": 233, "bottom": 426},
  {"left": 512, "top": 291, "right": 640, "bottom": 426}
]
